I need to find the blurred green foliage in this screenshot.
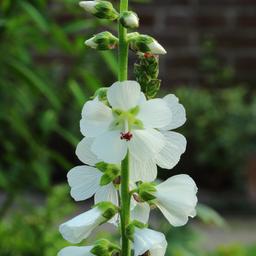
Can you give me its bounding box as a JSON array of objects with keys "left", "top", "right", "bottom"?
[
  {"left": 0, "top": 185, "right": 75, "bottom": 256},
  {"left": 0, "top": 0, "right": 118, "bottom": 213},
  {"left": 175, "top": 86, "right": 256, "bottom": 189}
]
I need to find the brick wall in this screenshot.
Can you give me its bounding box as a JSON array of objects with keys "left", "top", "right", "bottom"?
[{"left": 132, "top": 0, "right": 256, "bottom": 87}]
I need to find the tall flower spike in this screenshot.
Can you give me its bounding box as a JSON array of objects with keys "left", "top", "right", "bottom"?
[{"left": 79, "top": 1, "right": 119, "bottom": 20}]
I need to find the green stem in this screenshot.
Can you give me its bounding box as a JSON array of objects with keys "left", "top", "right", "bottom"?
[
  {"left": 118, "top": 0, "right": 130, "bottom": 255},
  {"left": 118, "top": 0, "right": 129, "bottom": 81},
  {"left": 120, "top": 153, "right": 131, "bottom": 256}
]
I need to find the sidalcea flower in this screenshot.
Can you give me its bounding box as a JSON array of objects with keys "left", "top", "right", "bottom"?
[
  {"left": 138, "top": 175, "right": 198, "bottom": 226},
  {"left": 79, "top": 1, "right": 119, "bottom": 20},
  {"left": 59, "top": 202, "right": 118, "bottom": 243},
  {"left": 67, "top": 137, "right": 118, "bottom": 205},
  {"left": 133, "top": 227, "right": 167, "bottom": 256},
  {"left": 120, "top": 11, "right": 139, "bottom": 29},
  {"left": 128, "top": 33, "right": 167, "bottom": 55},
  {"left": 80, "top": 80, "right": 172, "bottom": 164},
  {"left": 58, "top": 246, "right": 94, "bottom": 256}
]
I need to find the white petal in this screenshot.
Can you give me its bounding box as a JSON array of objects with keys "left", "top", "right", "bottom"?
[
  {"left": 130, "top": 153, "right": 157, "bottom": 182},
  {"left": 79, "top": 1, "right": 97, "bottom": 13},
  {"left": 155, "top": 174, "right": 198, "bottom": 227},
  {"left": 91, "top": 130, "right": 127, "bottom": 163},
  {"left": 67, "top": 166, "right": 102, "bottom": 201},
  {"left": 94, "top": 183, "right": 119, "bottom": 205},
  {"left": 59, "top": 208, "right": 104, "bottom": 243},
  {"left": 161, "top": 94, "right": 186, "bottom": 130},
  {"left": 107, "top": 81, "right": 141, "bottom": 110},
  {"left": 95, "top": 183, "right": 119, "bottom": 225},
  {"left": 131, "top": 202, "right": 150, "bottom": 224},
  {"left": 148, "top": 40, "right": 167, "bottom": 55},
  {"left": 80, "top": 98, "right": 113, "bottom": 137},
  {"left": 134, "top": 228, "right": 167, "bottom": 256},
  {"left": 128, "top": 128, "right": 165, "bottom": 161},
  {"left": 137, "top": 99, "right": 171, "bottom": 129},
  {"left": 75, "top": 137, "right": 100, "bottom": 166},
  {"left": 150, "top": 239, "right": 168, "bottom": 256},
  {"left": 156, "top": 131, "right": 187, "bottom": 169},
  {"left": 58, "top": 246, "right": 94, "bottom": 256}
]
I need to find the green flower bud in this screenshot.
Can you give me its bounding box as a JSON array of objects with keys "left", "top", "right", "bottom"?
[
  {"left": 90, "top": 239, "right": 120, "bottom": 256},
  {"left": 126, "top": 220, "right": 147, "bottom": 241},
  {"left": 137, "top": 182, "right": 157, "bottom": 202},
  {"left": 95, "top": 162, "right": 120, "bottom": 186},
  {"left": 128, "top": 33, "right": 166, "bottom": 55},
  {"left": 95, "top": 201, "right": 119, "bottom": 220},
  {"left": 85, "top": 31, "right": 118, "bottom": 50},
  {"left": 120, "top": 11, "right": 139, "bottom": 29},
  {"left": 91, "top": 87, "right": 108, "bottom": 104},
  {"left": 79, "top": 1, "right": 119, "bottom": 20}
]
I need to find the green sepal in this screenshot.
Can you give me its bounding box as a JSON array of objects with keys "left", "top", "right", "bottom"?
[
  {"left": 94, "top": 1, "right": 119, "bottom": 20},
  {"left": 95, "top": 201, "right": 119, "bottom": 220},
  {"left": 128, "top": 34, "right": 153, "bottom": 53},
  {"left": 126, "top": 220, "right": 147, "bottom": 241},
  {"left": 91, "top": 87, "right": 109, "bottom": 104},
  {"left": 137, "top": 182, "right": 157, "bottom": 202},
  {"left": 95, "top": 162, "right": 120, "bottom": 186},
  {"left": 90, "top": 239, "right": 120, "bottom": 256}
]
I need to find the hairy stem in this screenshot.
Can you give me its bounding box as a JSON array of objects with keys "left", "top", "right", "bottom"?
[{"left": 118, "top": 1, "right": 130, "bottom": 255}]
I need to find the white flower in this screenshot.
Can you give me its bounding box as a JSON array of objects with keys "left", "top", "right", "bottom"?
[
  {"left": 130, "top": 94, "right": 187, "bottom": 182},
  {"left": 67, "top": 137, "right": 118, "bottom": 205},
  {"left": 80, "top": 81, "right": 172, "bottom": 164},
  {"left": 58, "top": 246, "right": 94, "bottom": 256},
  {"left": 133, "top": 227, "right": 167, "bottom": 256},
  {"left": 154, "top": 174, "right": 198, "bottom": 226},
  {"left": 59, "top": 207, "right": 106, "bottom": 243}
]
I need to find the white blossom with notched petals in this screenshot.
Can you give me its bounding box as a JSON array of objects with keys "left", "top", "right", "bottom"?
[
  {"left": 154, "top": 174, "right": 198, "bottom": 226},
  {"left": 80, "top": 81, "right": 171, "bottom": 164},
  {"left": 59, "top": 207, "right": 105, "bottom": 243}
]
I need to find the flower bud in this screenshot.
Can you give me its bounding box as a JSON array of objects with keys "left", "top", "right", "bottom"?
[
  {"left": 128, "top": 33, "right": 167, "bottom": 55},
  {"left": 79, "top": 1, "right": 119, "bottom": 20},
  {"left": 137, "top": 182, "right": 157, "bottom": 202},
  {"left": 126, "top": 220, "right": 146, "bottom": 241},
  {"left": 85, "top": 31, "right": 118, "bottom": 50},
  {"left": 120, "top": 11, "right": 139, "bottom": 29},
  {"left": 95, "top": 161, "right": 120, "bottom": 186}
]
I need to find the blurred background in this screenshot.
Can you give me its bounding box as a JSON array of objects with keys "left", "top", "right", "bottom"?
[{"left": 0, "top": 0, "right": 256, "bottom": 255}]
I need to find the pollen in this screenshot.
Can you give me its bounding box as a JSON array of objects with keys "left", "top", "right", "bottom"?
[{"left": 120, "top": 132, "right": 133, "bottom": 141}]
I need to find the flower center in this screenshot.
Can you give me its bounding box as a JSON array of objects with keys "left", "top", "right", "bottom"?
[{"left": 120, "top": 132, "right": 133, "bottom": 141}]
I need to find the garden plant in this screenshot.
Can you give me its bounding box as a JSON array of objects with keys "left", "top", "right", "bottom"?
[{"left": 57, "top": 0, "right": 198, "bottom": 256}]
